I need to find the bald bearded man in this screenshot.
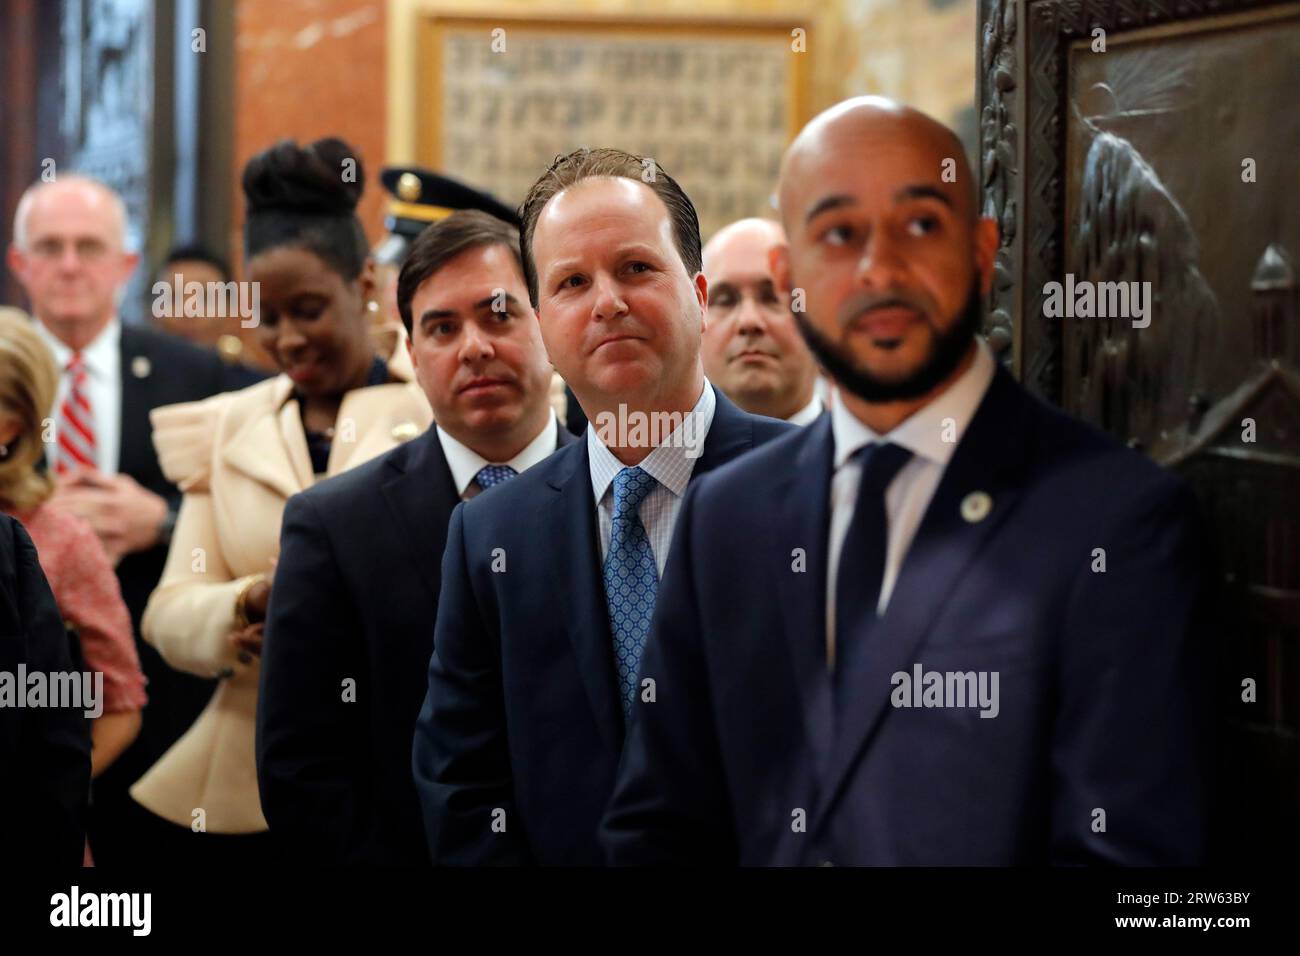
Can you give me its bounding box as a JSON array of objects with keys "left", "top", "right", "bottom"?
[
  {"left": 602, "top": 98, "right": 1209, "bottom": 866},
  {"left": 701, "top": 218, "right": 822, "bottom": 424}
]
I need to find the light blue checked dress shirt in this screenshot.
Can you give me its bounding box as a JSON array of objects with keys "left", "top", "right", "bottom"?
[
  {"left": 586, "top": 382, "right": 717, "bottom": 576},
  {"left": 588, "top": 383, "right": 717, "bottom": 714}
]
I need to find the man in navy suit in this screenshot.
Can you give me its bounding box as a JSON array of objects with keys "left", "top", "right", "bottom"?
[
  {"left": 601, "top": 97, "right": 1210, "bottom": 866},
  {"left": 256, "top": 210, "right": 570, "bottom": 864},
  {"left": 411, "top": 148, "right": 792, "bottom": 865}
]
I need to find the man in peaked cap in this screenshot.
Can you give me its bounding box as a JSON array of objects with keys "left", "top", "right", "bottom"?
[
  {"left": 374, "top": 166, "right": 520, "bottom": 266},
  {"left": 371, "top": 166, "right": 521, "bottom": 333}
]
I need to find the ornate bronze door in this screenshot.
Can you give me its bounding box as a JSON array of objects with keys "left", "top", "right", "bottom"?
[{"left": 978, "top": 0, "right": 1300, "bottom": 862}]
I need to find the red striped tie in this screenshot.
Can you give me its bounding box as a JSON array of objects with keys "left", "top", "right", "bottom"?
[{"left": 55, "top": 352, "right": 97, "bottom": 475}]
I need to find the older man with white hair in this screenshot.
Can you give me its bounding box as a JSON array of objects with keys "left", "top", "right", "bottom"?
[
  {"left": 6, "top": 173, "right": 262, "bottom": 866},
  {"left": 701, "top": 217, "right": 824, "bottom": 425}
]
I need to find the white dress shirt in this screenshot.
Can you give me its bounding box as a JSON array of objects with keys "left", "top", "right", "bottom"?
[
  {"left": 824, "top": 339, "right": 996, "bottom": 665},
  {"left": 587, "top": 381, "right": 717, "bottom": 576},
  {"left": 35, "top": 317, "right": 123, "bottom": 474},
  {"left": 787, "top": 393, "right": 825, "bottom": 427},
  {"left": 437, "top": 409, "right": 559, "bottom": 500}
]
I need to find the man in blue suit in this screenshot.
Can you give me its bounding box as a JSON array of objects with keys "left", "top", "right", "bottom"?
[
  {"left": 257, "top": 210, "right": 570, "bottom": 864},
  {"left": 601, "top": 97, "right": 1210, "bottom": 865},
  {"left": 411, "top": 148, "right": 792, "bottom": 865}
]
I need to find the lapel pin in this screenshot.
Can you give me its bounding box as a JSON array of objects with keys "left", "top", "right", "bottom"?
[
  {"left": 391, "top": 421, "right": 419, "bottom": 442},
  {"left": 131, "top": 355, "right": 152, "bottom": 379},
  {"left": 960, "top": 491, "right": 992, "bottom": 523}
]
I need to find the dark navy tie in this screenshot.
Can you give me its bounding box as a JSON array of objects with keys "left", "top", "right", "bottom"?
[{"left": 833, "top": 443, "right": 912, "bottom": 713}]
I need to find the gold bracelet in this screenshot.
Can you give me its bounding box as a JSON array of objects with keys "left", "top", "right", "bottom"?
[{"left": 233, "top": 574, "right": 267, "bottom": 630}]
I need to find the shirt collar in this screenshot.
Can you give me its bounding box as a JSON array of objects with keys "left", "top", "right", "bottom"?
[
  {"left": 588, "top": 379, "right": 717, "bottom": 504},
  {"left": 830, "top": 337, "right": 996, "bottom": 470},
  {"left": 787, "top": 393, "right": 825, "bottom": 427},
  {"left": 35, "top": 316, "right": 121, "bottom": 381},
  {"left": 437, "top": 410, "right": 558, "bottom": 497}
]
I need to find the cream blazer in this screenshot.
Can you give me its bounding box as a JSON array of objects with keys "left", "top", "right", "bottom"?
[{"left": 131, "top": 337, "right": 431, "bottom": 833}]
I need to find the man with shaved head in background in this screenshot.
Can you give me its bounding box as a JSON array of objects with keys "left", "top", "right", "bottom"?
[
  {"left": 701, "top": 218, "right": 822, "bottom": 424},
  {"left": 7, "top": 174, "right": 262, "bottom": 865},
  {"left": 602, "top": 97, "right": 1209, "bottom": 865}
]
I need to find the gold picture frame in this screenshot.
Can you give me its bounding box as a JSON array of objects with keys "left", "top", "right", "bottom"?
[{"left": 403, "top": 10, "right": 812, "bottom": 237}]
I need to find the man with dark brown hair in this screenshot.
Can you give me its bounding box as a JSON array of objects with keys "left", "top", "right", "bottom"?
[
  {"left": 256, "top": 210, "right": 571, "bottom": 864},
  {"left": 411, "top": 148, "right": 792, "bottom": 865}
]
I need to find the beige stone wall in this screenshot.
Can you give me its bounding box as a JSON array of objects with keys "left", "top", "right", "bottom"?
[
  {"left": 834, "top": 0, "right": 978, "bottom": 154},
  {"left": 386, "top": 0, "right": 976, "bottom": 161}
]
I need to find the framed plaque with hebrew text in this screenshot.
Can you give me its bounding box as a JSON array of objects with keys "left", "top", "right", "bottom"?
[{"left": 414, "top": 13, "right": 811, "bottom": 241}]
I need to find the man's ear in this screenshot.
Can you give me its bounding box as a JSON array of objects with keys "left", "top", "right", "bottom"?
[
  {"left": 973, "top": 217, "right": 1000, "bottom": 296},
  {"left": 692, "top": 271, "right": 708, "bottom": 327},
  {"left": 357, "top": 257, "right": 378, "bottom": 304},
  {"left": 6, "top": 245, "right": 26, "bottom": 283},
  {"left": 118, "top": 250, "right": 141, "bottom": 285},
  {"left": 405, "top": 331, "right": 419, "bottom": 372},
  {"left": 768, "top": 242, "right": 792, "bottom": 296},
  {"left": 0, "top": 414, "right": 22, "bottom": 448}
]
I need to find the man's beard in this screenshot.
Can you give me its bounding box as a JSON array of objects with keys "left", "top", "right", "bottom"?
[{"left": 795, "top": 277, "right": 983, "bottom": 404}]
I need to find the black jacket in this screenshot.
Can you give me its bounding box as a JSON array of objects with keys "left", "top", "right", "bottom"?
[
  {"left": 0, "top": 515, "right": 92, "bottom": 865},
  {"left": 257, "top": 422, "right": 577, "bottom": 864}
]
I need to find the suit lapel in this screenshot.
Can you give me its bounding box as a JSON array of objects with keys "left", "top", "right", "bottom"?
[
  {"left": 693, "top": 387, "right": 754, "bottom": 477},
  {"left": 329, "top": 383, "right": 425, "bottom": 475},
  {"left": 118, "top": 329, "right": 153, "bottom": 477},
  {"left": 555, "top": 420, "right": 579, "bottom": 450},
  {"left": 817, "top": 367, "right": 1034, "bottom": 819},
  {"left": 776, "top": 416, "right": 837, "bottom": 777},
  {"left": 543, "top": 394, "right": 752, "bottom": 752},
  {"left": 382, "top": 429, "right": 459, "bottom": 605},
  {"left": 219, "top": 382, "right": 308, "bottom": 501},
  {"left": 278, "top": 398, "right": 316, "bottom": 489},
  {"left": 546, "top": 442, "right": 624, "bottom": 750}
]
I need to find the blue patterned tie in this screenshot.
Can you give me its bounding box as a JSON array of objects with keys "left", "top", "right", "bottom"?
[
  {"left": 474, "top": 464, "right": 517, "bottom": 492},
  {"left": 603, "top": 466, "right": 660, "bottom": 717}
]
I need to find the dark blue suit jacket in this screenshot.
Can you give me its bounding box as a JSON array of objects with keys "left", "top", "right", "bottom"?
[
  {"left": 256, "top": 422, "right": 575, "bottom": 864},
  {"left": 602, "top": 365, "right": 1211, "bottom": 865},
  {"left": 412, "top": 388, "right": 792, "bottom": 865}
]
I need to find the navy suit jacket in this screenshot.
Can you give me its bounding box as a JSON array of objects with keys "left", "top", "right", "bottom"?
[
  {"left": 412, "top": 388, "right": 792, "bottom": 865},
  {"left": 256, "top": 422, "right": 576, "bottom": 864},
  {"left": 602, "top": 365, "right": 1211, "bottom": 865}
]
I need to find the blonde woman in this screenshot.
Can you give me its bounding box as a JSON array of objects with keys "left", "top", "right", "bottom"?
[
  {"left": 130, "top": 139, "right": 431, "bottom": 863},
  {"left": 0, "top": 307, "right": 147, "bottom": 862}
]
